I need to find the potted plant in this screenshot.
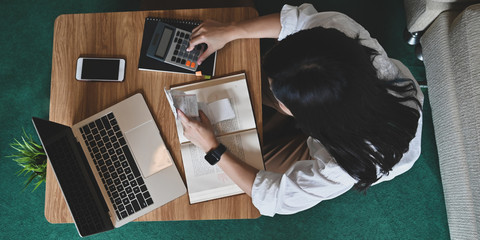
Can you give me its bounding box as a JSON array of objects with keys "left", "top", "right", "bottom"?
[{"left": 8, "top": 130, "right": 47, "bottom": 191}]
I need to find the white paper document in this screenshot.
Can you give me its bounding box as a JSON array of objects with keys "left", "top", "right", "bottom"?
[{"left": 165, "top": 90, "right": 236, "bottom": 124}]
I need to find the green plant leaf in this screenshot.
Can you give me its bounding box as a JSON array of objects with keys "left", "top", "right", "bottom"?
[{"left": 7, "top": 130, "right": 47, "bottom": 192}]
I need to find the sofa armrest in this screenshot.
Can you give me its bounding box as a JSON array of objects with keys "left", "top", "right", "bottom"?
[{"left": 404, "top": 0, "right": 478, "bottom": 32}]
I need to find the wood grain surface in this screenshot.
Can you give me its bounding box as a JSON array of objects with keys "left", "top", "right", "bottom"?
[{"left": 46, "top": 7, "right": 261, "bottom": 223}]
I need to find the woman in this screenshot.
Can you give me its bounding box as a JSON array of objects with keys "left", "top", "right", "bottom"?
[{"left": 178, "top": 4, "right": 423, "bottom": 217}]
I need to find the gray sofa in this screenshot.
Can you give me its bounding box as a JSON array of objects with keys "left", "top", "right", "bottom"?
[{"left": 405, "top": 2, "right": 480, "bottom": 239}]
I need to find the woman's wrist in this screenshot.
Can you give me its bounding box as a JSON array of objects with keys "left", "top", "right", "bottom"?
[
  {"left": 203, "top": 139, "right": 220, "bottom": 153},
  {"left": 226, "top": 22, "right": 247, "bottom": 42},
  {"left": 229, "top": 13, "right": 281, "bottom": 40}
]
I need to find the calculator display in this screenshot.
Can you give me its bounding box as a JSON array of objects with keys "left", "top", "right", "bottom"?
[{"left": 155, "top": 27, "right": 173, "bottom": 59}]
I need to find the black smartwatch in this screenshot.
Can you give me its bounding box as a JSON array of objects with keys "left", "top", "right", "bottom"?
[{"left": 204, "top": 143, "right": 227, "bottom": 165}]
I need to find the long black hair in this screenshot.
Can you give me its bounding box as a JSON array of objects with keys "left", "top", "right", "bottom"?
[{"left": 263, "top": 27, "right": 421, "bottom": 191}]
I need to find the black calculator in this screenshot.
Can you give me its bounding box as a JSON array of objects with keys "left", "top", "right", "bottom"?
[{"left": 146, "top": 21, "right": 205, "bottom": 72}]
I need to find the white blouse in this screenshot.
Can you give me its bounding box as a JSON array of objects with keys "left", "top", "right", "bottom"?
[{"left": 251, "top": 4, "right": 424, "bottom": 217}]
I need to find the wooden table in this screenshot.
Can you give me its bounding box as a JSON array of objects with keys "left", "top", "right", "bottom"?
[{"left": 47, "top": 7, "right": 262, "bottom": 223}]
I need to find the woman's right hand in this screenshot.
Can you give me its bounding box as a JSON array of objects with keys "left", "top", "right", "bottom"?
[
  {"left": 187, "top": 20, "right": 238, "bottom": 65},
  {"left": 187, "top": 14, "right": 281, "bottom": 65}
]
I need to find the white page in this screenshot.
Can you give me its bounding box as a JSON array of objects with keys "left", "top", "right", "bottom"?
[
  {"left": 207, "top": 98, "right": 235, "bottom": 124},
  {"left": 180, "top": 130, "right": 264, "bottom": 204},
  {"left": 164, "top": 88, "right": 178, "bottom": 117}
]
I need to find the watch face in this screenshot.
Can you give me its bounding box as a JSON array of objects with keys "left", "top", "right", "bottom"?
[
  {"left": 204, "top": 143, "right": 226, "bottom": 165},
  {"left": 205, "top": 153, "right": 219, "bottom": 165}
]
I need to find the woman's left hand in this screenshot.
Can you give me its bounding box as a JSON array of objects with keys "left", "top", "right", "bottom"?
[
  {"left": 178, "top": 109, "right": 257, "bottom": 197},
  {"left": 177, "top": 109, "right": 219, "bottom": 153}
]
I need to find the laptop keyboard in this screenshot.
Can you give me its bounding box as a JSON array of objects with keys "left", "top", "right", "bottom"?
[{"left": 80, "top": 112, "right": 154, "bottom": 220}]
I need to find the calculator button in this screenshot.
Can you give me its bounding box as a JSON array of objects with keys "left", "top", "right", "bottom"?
[
  {"left": 176, "top": 58, "right": 181, "bottom": 63},
  {"left": 176, "top": 31, "right": 180, "bottom": 36},
  {"left": 186, "top": 60, "right": 191, "bottom": 67},
  {"left": 173, "top": 50, "right": 179, "bottom": 55},
  {"left": 191, "top": 62, "right": 196, "bottom": 68},
  {"left": 175, "top": 44, "right": 180, "bottom": 50},
  {"left": 181, "top": 59, "right": 186, "bottom": 64},
  {"left": 171, "top": 56, "right": 176, "bottom": 61},
  {"left": 180, "top": 32, "right": 185, "bottom": 38}
]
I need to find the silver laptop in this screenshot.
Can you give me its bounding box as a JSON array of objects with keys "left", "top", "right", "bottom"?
[{"left": 32, "top": 93, "right": 186, "bottom": 237}]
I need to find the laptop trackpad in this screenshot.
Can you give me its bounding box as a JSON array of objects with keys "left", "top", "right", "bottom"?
[{"left": 125, "top": 121, "right": 173, "bottom": 178}]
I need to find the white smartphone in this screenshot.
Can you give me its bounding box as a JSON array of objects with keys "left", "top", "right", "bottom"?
[{"left": 76, "top": 57, "right": 125, "bottom": 81}]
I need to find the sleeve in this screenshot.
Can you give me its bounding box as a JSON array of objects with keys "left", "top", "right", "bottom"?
[
  {"left": 278, "top": 3, "right": 400, "bottom": 80},
  {"left": 251, "top": 158, "right": 355, "bottom": 217},
  {"left": 278, "top": 4, "right": 319, "bottom": 40}
]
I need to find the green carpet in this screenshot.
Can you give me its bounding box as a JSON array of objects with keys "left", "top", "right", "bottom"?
[{"left": 0, "top": 0, "right": 449, "bottom": 239}]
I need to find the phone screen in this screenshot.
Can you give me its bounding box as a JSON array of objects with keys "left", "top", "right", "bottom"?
[{"left": 81, "top": 59, "right": 120, "bottom": 80}]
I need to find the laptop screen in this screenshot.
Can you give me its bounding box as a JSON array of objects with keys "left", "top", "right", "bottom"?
[{"left": 32, "top": 117, "right": 114, "bottom": 237}]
